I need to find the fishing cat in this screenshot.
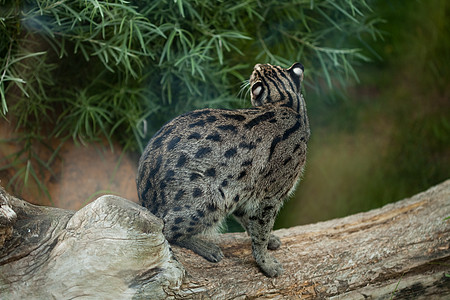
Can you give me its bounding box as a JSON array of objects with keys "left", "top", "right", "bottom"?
[{"left": 137, "top": 62, "right": 310, "bottom": 277}]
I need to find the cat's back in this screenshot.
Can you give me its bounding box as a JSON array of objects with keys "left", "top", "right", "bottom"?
[{"left": 137, "top": 104, "right": 307, "bottom": 212}]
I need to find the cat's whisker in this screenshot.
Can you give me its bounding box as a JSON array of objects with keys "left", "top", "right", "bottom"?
[{"left": 237, "top": 79, "right": 251, "bottom": 99}]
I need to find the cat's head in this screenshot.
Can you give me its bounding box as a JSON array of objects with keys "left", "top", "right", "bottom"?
[{"left": 249, "top": 62, "right": 304, "bottom": 107}]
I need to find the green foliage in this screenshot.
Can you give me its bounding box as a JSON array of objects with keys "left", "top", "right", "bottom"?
[{"left": 0, "top": 0, "right": 380, "bottom": 200}]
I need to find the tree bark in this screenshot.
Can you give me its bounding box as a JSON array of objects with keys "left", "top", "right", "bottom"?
[{"left": 1, "top": 180, "right": 449, "bottom": 299}]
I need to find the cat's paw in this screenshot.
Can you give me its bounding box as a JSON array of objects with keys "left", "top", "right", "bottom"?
[
  {"left": 178, "top": 237, "right": 224, "bottom": 263},
  {"left": 257, "top": 255, "right": 284, "bottom": 277},
  {"left": 267, "top": 234, "right": 281, "bottom": 250},
  {"left": 201, "top": 243, "right": 224, "bottom": 263}
]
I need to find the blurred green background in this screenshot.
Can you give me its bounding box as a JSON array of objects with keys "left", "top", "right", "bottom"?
[
  {"left": 1, "top": 0, "right": 448, "bottom": 228},
  {"left": 277, "top": 0, "right": 450, "bottom": 228}
]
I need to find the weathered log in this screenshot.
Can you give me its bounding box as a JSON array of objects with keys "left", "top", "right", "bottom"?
[
  {"left": 0, "top": 188, "right": 184, "bottom": 299},
  {"left": 1, "top": 180, "right": 449, "bottom": 299}
]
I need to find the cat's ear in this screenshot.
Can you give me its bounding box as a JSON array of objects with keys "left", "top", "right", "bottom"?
[
  {"left": 288, "top": 62, "right": 304, "bottom": 80},
  {"left": 251, "top": 81, "right": 263, "bottom": 101},
  {"left": 288, "top": 62, "right": 304, "bottom": 90}
]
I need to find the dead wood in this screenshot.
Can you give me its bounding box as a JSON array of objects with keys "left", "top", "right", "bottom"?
[{"left": 1, "top": 180, "right": 449, "bottom": 299}]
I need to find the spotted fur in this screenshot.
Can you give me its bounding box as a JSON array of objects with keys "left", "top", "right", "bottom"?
[{"left": 137, "top": 62, "right": 310, "bottom": 277}]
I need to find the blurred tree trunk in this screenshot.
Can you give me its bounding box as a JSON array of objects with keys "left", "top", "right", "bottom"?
[{"left": 1, "top": 180, "right": 449, "bottom": 299}]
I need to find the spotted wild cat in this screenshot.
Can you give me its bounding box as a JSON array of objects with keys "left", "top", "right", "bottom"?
[{"left": 136, "top": 62, "right": 310, "bottom": 277}]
